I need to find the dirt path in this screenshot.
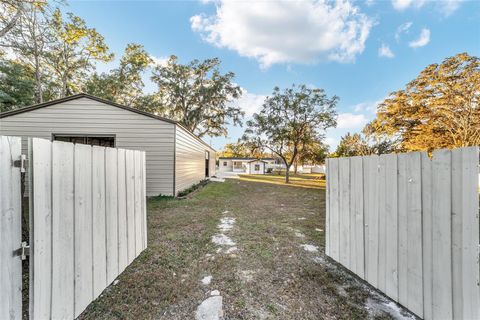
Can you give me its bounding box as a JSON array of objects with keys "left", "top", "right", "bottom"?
[{"left": 80, "top": 178, "right": 416, "bottom": 320}]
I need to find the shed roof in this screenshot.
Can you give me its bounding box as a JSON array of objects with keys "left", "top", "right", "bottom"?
[
  {"left": 0, "top": 93, "right": 215, "bottom": 151},
  {"left": 219, "top": 157, "right": 275, "bottom": 161}
]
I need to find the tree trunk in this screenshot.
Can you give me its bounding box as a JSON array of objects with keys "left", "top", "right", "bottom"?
[
  {"left": 294, "top": 161, "right": 298, "bottom": 174},
  {"left": 285, "top": 165, "right": 290, "bottom": 183}
]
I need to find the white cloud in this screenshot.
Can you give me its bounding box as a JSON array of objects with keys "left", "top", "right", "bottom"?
[
  {"left": 395, "top": 21, "right": 413, "bottom": 41},
  {"left": 409, "top": 28, "right": 431, "bottom": 48},
  {"left": 324, "top": 136, "right": 338, "bottom": 149},
  {"left": 150, "top": 55, "right": 169, "bottom": 67},
  {"left": 392, "top": 0, "right": 462, "bottom": 16},
  {"left": 378, "top": 44, "right": 394, "bottom": 58},
  {"left": 337, "top": 113, "right": 369, "bottom": 129},
  {"left": 353, "top": 100, "right": 383, "bottom": 114},
  {"left": 230, "top": 88, "right": 266, "bottom": 117},
  {"left": 438, "top": 0, "right": 463, "bottom": 17},
  {"left": 190, "top": 0, "right": 374, "bottom": 68},
  {"left": 365, "top": 0, "right": 375, "bottom": 7},
  {"left": 392, "top": 0, "right": 426, "bottom": 11}
]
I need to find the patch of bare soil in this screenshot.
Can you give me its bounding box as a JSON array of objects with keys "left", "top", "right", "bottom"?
[{"left": 79, "top": 179, "right": 416, "bottom": 320}]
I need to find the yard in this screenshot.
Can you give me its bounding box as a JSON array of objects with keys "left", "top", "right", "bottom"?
[{"left": 80, "top": 174, "right": 413, "bottom": 319}]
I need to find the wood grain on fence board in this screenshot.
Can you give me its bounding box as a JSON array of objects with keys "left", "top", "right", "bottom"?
[
  {"left": 92, "top": 146, "right": 107, "bottom": 299},
  {"left": 350, "top": 156, "right": 364, "bottom": 278},
  {"left": 125, "top": 150, "right": 136, "bottom": 264},
  {"left": 431, "top": 149, "right": 453, "bottom": 319},
  {"left": 325, "top": 159, "right": 330, "bottom": 256},
  {"left": 51, "top": 141, "right": 75, "bottom": 319},
  {"left": 377, "top": 155, "right": 387, "bottom": 293},
  {"left": 364, "top": 155, "right": 379, "bottom": 288},
  {"left": 339, "top": 158, "right": 350, "bottom": 268},
  {"left": 0, "top": 136, "right": 22, "bottom": 320},
  {"left": 397, "top": 153, "right": 408, "bottom": 306},
  {"left": 134, "top": 151, "right": 143, "bottom": 256},
  {"left": 406, "top": 152, "right": 423, "bottom": 318},
  {"left": 451, "top": 149, "right": 463, "bottom": 319},
  {"left": 117, "top": 148, "right": 128, "bottom": 273},
  {"left": 328, "top": 158, "right": 340, "bottom": 261},
  {"left": 105, "top": 148, "right": 119, "bottom": 284},
  {"left": 459, "top": 147, "right": 480, "bottom": 320},
  {"left": 142, "top": 151, "right": 148, "bottom": 249},
  {"left": 421, "top": 152, "right": 433, "bottom": 320},
  {"left": 384, "top": 153, "right": 398, "bottom": 301},
  {"left": 31, "top": 138, "right": 53, "bottom": 320},
  {"left": 74, "top": 143, "right": 94, "bottom": 318}
]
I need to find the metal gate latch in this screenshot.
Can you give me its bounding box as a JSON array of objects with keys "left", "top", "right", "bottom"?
[
  {"left": 14, "top": 241, "right": 30, "bottom": 260},
  {"left": 13, "top": 154, "right": 28, "bottom": 173}
]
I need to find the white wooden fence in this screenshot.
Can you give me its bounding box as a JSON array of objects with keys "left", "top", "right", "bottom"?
[
  {"left": 1, "top": 136, "right": 148, "bottom": 319},
  {"left": 325, "top": 147, "right": 479, "bottom": 319},
  {"left": 0, "top": 136, "right": 23, "bottom": 319},
  {"left": 26, "top": 137, "right": 147, "bottom": 319}
]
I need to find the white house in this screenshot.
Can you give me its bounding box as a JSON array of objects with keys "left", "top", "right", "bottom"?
[
  {"left": 218, "top": 157, "right": 276, "bottom": 174},
  {"left": 245, "top": 159, "right": 267, "bottom": 174}
]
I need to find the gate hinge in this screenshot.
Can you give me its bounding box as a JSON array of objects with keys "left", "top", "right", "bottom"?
[
  {"left": 13, "top": 154, "right": 28, "bottom": 173},
  {"left": 14, "top": 242, "right": 30, "bottom": 260}
]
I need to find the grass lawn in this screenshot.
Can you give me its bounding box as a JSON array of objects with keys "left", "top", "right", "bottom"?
[
  {"left": 80, "top": 176, "right": 409, "bottom": 319},
  {"left": 238, "top": 172, "right": 326, "bottom": 189}
]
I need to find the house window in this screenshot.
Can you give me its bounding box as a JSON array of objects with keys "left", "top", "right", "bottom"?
[
  {"left": 223, "top": 161, "right": 227, "bottom": 166},
  {"left": 254, "top": 164, "right": 260, "bottom": 171},
  {"left": 53, "top": 135, "right": 115, "bottom": 147}
]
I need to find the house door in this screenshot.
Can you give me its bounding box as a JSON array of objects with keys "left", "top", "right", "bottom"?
[{"left": 205, "top": 151, "right": 210, "bottom": 177}]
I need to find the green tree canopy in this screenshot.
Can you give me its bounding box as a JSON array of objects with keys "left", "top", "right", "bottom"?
[
  {"left": 0, "top": 57, "right": 35, "bottom": 111},
  {"left": 46, "top": 8, "right": 113, "bottom": 97},
  {"left": 244, "top": 84, "right": 337, "bottom": 182},
  {"left": 369, "top": 53, "right": 480, "bottom": 152},
  {"left": 150, "top": 55, "right": 243, "bottom": 138},
  {"left": 84, "top": 43, "right": 153, "bottom": 106}
]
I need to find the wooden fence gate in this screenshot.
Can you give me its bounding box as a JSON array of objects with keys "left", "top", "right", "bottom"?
[
  {"left": 0, "top": 136, "right": 148, "bottom": 319},
  {"left": 326, "top": 146, "right": 480, "bottom": 320},
  {"left": 0, "top": 136, "right": 23, "bottom": 319}
]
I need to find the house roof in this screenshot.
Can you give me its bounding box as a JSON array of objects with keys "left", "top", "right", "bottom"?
[
  {"left": 219, "top": 157, "right": 275, "bottom": 161},
  {"left": 247, "top": 159, "right": 268, "bottom": 163},
  {"left": 0, "top": 93, "right": 215, "bottom": 151}
]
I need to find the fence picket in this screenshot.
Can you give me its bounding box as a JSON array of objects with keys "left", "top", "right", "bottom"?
[
  {"left": 406, "top": 152, "right": 423, "bottom": 318},
  {"left": 328, "top": 158, "right": 340, "bottom": 261},
  {"left": 421, "top": 152, "right": 433, "bottom": 320},
  {"left": 117, "top": 149, "right": 128, "bottom": 273},
  {"left": 31, "top": 138, "right": 53, "bottom": 320},
  {"left": 339, "top": 158, "right": 350, "bottom": 268},
  {"left": 397, "top": 153, "right": 408, "bottom": 306},
  {"left": 432, "top": 149, "right": 453, "bottom": 319},
  {"left": 74, "top": 143, "right": 93, "bottom": 317},
  {"left": 51, "top": 141, "right": 75, "bottom": 319},
  {"left": 460, "top": 147, "right": 480, "bottom": 320},
  {"left": 105, "top": 148, "right": 119, "bottom": 284},
  {"left": 377, "top": 155, "right": 387, "bottom": 293},
  {"left": 350, "top": 157, "right": 364, "bottom": 278},
  {"left": 364, "top": 155, "right": 379, "bottom": 288},
  {"left": 325, "top": 159, "right": 330, "bottom": 256},
  {"left": 384, "top": 153, "right": 398, "bottom": 301},
  {"left": 0, "top": 136, "right": 22, "bottom": 320},
  {"left": 125, "top": 150, "right": 136, "bottom": 263},
  {"left": 134, "top": 151, "right": 143, "bottom": 256},
  {"left": 92, "top": 146, "right": 107, "bottom": 299}
]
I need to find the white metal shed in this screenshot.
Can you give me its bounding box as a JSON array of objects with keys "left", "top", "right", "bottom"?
[{"left": 0, "top": 93, "right": 216, "bottom": 196}]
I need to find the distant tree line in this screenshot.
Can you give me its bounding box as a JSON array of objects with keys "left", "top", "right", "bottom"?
[{"left": 333, "top": 53, "right": 479, "bottom": 157}]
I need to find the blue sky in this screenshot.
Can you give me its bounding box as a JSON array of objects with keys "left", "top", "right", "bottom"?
[{"left": 68, "top": 0, "right": 480, "bottom": 151}]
